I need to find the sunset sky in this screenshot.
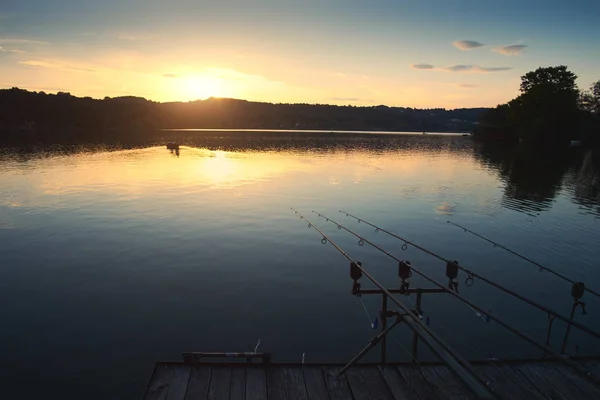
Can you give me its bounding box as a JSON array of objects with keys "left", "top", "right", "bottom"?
[{"left": 1, "top": 0, "right": 599, "bottom": 109}]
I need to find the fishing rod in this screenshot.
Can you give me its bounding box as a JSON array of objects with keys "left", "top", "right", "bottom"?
[
  {"left": 290, "top": 208, "right": 494, "bottom": 398},
  {"left": 446, "top": 220, "right": 600, "bottom": 300},
  {"left": 335, "top": 210, "right": 600, "bottom": 341},
  {"left": 311, "top": 211, "right": 600, "bottom": 383}
]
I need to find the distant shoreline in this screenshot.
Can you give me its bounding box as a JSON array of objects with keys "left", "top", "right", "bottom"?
[{"left": 161, "top": 128, "right": 466, "bottom": 136}]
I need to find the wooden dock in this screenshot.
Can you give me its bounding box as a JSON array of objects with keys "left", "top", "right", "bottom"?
[{"left": 143, "top": 358, "right": 600, "bottom": 400}]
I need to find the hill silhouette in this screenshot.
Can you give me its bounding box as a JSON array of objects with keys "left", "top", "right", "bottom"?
[{"left": 0, "top": 88, "right": 487, "bottom": 144}]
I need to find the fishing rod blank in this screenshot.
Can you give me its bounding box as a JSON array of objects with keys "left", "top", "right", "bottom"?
[
  {"left": 311, "top": 211, "right": 600, "bottom": 383},
  {"left": 290, "top": 208, "right": 495, "bottom": 398},
  {"left": 446, "top": 220, "right": 600, "bottom": 300},
  {"left": 335, "top": 210, "right": 600, "bottom": 341}
]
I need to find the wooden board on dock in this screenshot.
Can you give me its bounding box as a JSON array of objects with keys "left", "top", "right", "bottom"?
[{"left": 142, "top": 359, "right": 600, "bottom": 400}]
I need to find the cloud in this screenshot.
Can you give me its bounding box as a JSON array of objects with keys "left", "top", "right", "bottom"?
[
  {"left": 453, "top": 40, "right": 485, "bottom": 50},
  {"left": 493, "top": 44, "right": 527, "bottom": 56},
  {"left": 411, "top": 63, "right": 435, "bottom": 70},
  {"left": 475, "top": 66, "right": 511, "bottom": 72},
  {"left": 0, "top": 46, "right": 24, "bottom": 54},
  {"left": 331, "top": 97, "right": 374, "bottom": 102},
  {"left": 445, "top": 65, "right": 473, "bottom": 72},
  {"left": 19, "top": 60, "right": 95, "bottom": 72},
  {"left": 456, "top": 83, "right": 479, "bottom": 88},
  {"left": 163, "top": 73, "right": 179, "bottom": 78},
  {"left": 0, "top": 38, "right": 49, "bottom": 45},
  {"left": 411, "top": 63, "right": 510, "bottom": 73},
  {"left": 442, "top": 65, "right": 511, "bottom": 73}
]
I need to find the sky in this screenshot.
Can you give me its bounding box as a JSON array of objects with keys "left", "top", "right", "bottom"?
[{"left": 1, "top": 0, "right": 599, "bottom": 109}]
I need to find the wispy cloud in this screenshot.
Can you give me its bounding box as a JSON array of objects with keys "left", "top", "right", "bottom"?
[
  {"left": 163, "top": 73, "right": 179, "bottom": 78},
  {"left": 411, "top": 63, "right": 434, "bottom": 70},
  {"left": 445, "top": 65, "right": 473, "bottom": 72},
  {"left": 0, "top": 38, "right": 49, "bottom": 45},
  {"left": 0, "top": 46, "right": 25, "bottom": 54},
  {"left": 476, "top": 66, "right": 512, "bottom": 72},
  {"left": 493, "top": 44, "right": 527, "bottom": 56},
  {"left": 456, "top": 83, "right": 479, "bottom": 88},
  {"left": 19, "top": 60, "right": 95, "bottom": 72},
  {"left": 453, "top": 40, "right": 485, "bottom": 50},
  {"left": 444, "top": 65, "right": 511, "bottom": 73}
]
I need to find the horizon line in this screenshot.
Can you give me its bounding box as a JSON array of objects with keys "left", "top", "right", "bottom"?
[{"left": 0, "top": 86, "right": 491, "bottom": 111}]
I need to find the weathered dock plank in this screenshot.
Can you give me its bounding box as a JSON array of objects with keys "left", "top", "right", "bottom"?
[
  {"left": 208, "top": 366, "right": 231, "bottom": 400},
  {"left": 245, "top": 367, "right": 267, "bottom": 400},
  {"left": 230, "top": 367, "right": 246, "bottom": 400},
  {"left": 302, "top": 366, "right": 329, "bottom": 400},
  {"left": 144, "top": 364, "right": 192, "bottom": 400},
  {"left": 428, "top": 365, "right": 475, "bottom": 400},
  {"left": 346, "top": 365, "right": 395, "bottom": 400},
  {"left": 378, "top": 365, "right": 415, "bottom": 399},
  {"left": 184, "top": 366, "right": 211, "bottom": 400},
  {"left": 282, "top": 366, "right": 309, "bottom": 400},
  {"left": 553, "top": 363, "right": 600, "bottom": 399},
  {"left": 513, "top": 363, "right": 569, "bottom": 400},
  {"left": 322, "top": 366, "right": 354, "bottom": 400},
  {"left": 477, "top": 364, "right": 544, "bottom": 400},
  {"left": 397, "top": 365, "right": 443, "bottom": 400},
  {"left": 267, "top": 366, "right": 288, "bottom": 400},
  {"left": 144, "top": 358, "right": 600, "bottom": 400}
]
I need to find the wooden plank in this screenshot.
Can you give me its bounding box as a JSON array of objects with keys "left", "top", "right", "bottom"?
[
  {"left": 245, "top": 367, "right": 267, "bottom": 400},
  {"left": 267, "top": 366, "right": 288, "bottom": 400},
  {"left": 302, "top": 366, "right": 329, "bottom": 400},
  {"left": 396, "top": 365, "right": 443, "bottom": 400},
  {"left": 208, "top": 366, "right": 231, "bottom": 400},
  {"left": 345, "top": 365, "right": 395, "bottom": 400},
  {"left": 283, "top": 367, "right": 309, "bottom": 400},
  {"left": 512, "top": 363, "right": 569, "bottom": 400},
  {"left": 553, "top": 363, "right": 600, "bottom": 399},
  {"left": 378, "top": 365, "right": 415, "bottom": 400},
  {"left": 144, "top": 364, "right": 192, "bottom": 400},
  {"left": 476, "top": 364, "right": 545, "bottom": 400},
  {"left": 230, "top": 367, "right": 246, "bottom": 400},
  {"left": 427, "top": 365, "right": 475, "bottom": 400},
  {"left": 185, "top": 366, "right": 212, "bottom": 400},
  {"left": 531, "top": 363, "right": 594, "bottom": 400},
  {"left": 322, "top": 366, "right": 354, "bottom": 400},
  {"left": 582, "top": 361, "right": 600, "bottom": 378}
]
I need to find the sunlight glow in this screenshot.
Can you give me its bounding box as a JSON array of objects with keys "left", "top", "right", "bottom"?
[{"left": 179, "top": 75, "right": 227, "bottom": 100}]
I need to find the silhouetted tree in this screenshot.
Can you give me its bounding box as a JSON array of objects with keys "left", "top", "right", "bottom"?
[{"left": 474, "top": 66, "right": 584, "bottom": 147}]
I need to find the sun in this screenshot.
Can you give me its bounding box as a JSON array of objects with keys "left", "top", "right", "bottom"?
[{"left": 182, "top": 75, "right": 223, "bottom": 100}]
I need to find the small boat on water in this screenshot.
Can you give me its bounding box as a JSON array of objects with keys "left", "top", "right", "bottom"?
[{"left": 166, "top": 142, "right": 179, "bottom": 150}]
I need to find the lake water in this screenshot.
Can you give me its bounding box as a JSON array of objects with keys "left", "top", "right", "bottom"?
[{"left": 1, "top": 131, "right": 599, "bottom": 399}]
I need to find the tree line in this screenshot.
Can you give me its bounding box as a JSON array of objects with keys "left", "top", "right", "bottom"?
[
  {"left": 474, "top": 66, "right": 600, "bottom": 147},
  {"left": 0, "top": 88, "right": 486, "bottom": 144}
]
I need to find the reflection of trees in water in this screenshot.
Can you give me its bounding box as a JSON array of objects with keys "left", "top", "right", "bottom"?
[
  {"left": 563, "top": 150, "right": 600, "bottom": 217},
  {"left": 159, "top": 131, "right": 474, "bottom": 154},
  {"left": 474, "top": 143, "right": 600, "bottom": 217},
  {"left": 1, "top": 131, "right": 473, "bottom": 162}
]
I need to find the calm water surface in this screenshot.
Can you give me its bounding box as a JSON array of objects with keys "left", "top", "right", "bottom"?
[{"left": 1, "top": 132, "right": 599, "bottom": 399}]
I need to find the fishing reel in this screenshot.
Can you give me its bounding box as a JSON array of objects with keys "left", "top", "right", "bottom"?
[
  {"left": 572, "top": 282, "right": 587, "bottom": 315},
  {"left": 398, "top": 260, "right": 412, "bottom": 294},
  {"left": 351, "top": 261, "right": 363, "bottom": 295},
  {"left": 446, "top": 260, "right": 460, "bottom": 293}
]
